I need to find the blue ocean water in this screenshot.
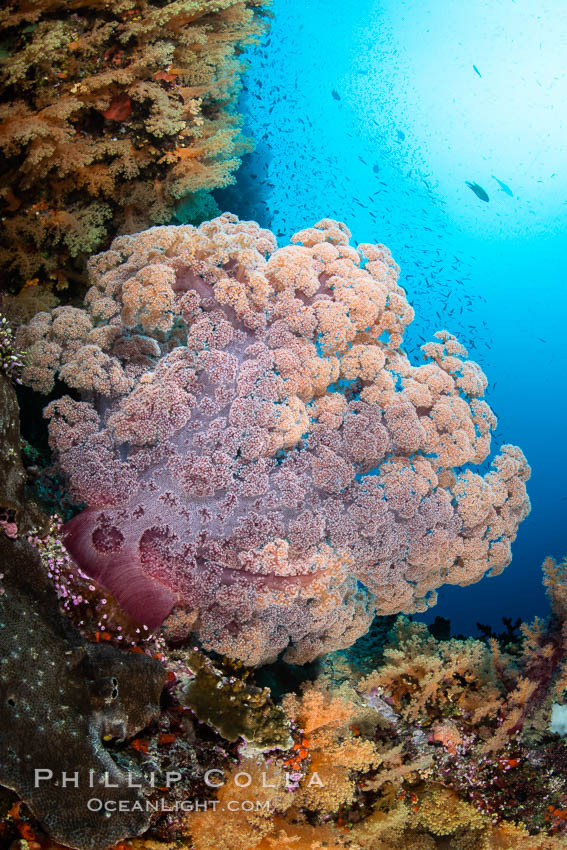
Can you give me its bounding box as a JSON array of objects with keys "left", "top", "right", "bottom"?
[{"left": 218, "top": 0, "right": 567, "bottom": 635}]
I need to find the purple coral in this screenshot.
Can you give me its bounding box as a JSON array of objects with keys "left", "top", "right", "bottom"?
[{"left": 17, "top": 214, "right": 531, "bottom": 665}]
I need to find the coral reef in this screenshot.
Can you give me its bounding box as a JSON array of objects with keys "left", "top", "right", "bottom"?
[
  {"left": 1, "top": 550, "right": 567, "bottom": 850},
  {"left": 0, "top": 313, "right": 24, "bottom": 382},
  {"left": 0, "top": 279, "right": 59, "bottom": 329},
  {"left": 0, "top": 0, "right": 269, "bottom": 292},
  {"left": 0, "top": 533, "right": 166, "bottom": 850},
  {"left": 182, "top": 555, "right": 567, "bottom": 850},
  {"left": 177, "top": 649, "right": 292, "bottom": 749},
  {"left": 0, "top": 371, "right": 47, "bottom": 538},
  {"left": 30, "top": 514, "right": 169, "bottom": 647},
  {"left": 17, "top": 213, "right": 531, "bottom": 665}
]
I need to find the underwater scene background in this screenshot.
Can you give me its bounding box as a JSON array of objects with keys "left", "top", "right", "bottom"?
[
  {"left": 1, "top": 0, "right": 567, "bottom": 848},
  {"left": 219, "top": 0, "right": 567, "bottom": 634}
]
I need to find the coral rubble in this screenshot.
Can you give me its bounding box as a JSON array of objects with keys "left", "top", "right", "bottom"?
[
  {"left": 0, "top": 0, "right": 269, "bottom": 292},
  {"left": 0, "top": 534, "right": 166, "bottom": 850},
  {"left": 17, "top": 214, "right": 531, "bottom": 665}
]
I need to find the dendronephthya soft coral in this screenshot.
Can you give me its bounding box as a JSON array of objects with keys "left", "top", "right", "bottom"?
[
  {"left": 16, "top": 214, "right": 531, "bottom": 664},
  {"left": 0, "top": 0, "right": 268, "bottom": 292}
]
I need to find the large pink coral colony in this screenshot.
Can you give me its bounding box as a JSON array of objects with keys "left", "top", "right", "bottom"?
[{"left": 18, "top": 214, "right": 531, "bottom": 664}]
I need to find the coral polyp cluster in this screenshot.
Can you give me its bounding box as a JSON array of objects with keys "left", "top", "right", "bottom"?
[{"left": 17, "top": 214, "right": 530, "bottom": 665}]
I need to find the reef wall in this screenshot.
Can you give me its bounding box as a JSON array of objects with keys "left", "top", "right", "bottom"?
[{"left": 0, "top": 0, "right": 269, "bottom": 293}]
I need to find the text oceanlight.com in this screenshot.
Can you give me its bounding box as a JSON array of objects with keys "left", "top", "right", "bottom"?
[{"left": 87, "top": 799, "right": 273, "bottom": 813}]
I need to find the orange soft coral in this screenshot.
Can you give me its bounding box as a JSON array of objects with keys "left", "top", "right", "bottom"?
[{"left": 0, "top": 0, "right": 269, "bottom": 292}]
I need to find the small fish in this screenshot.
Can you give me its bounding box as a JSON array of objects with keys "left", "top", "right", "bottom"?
[
  {"left": 466, "top": 181, "right": 490, "bottom": 202},
  {"left": 473, "top": 65, "right": 482, "bottom": 77},
  {"left": 491, "top": 175, "right": 514, "bottom": 196},
  {"left": 331, "top": 89, "right": 341, "bottom": 100},
  {"left": 397, "top": 129, "right": 406, "bottom": 141}
]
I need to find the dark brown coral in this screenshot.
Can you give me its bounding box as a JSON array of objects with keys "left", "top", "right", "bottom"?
[
  {"left": 0, "top": 372, "right": 47, "bottom": 537},
  {"left": 0, "top": 534, "right": 166, "bottom": 850},
  {"left": 0, "top": 0, "right": 269, "bottom": 292},
  {"left": 177, "top": 649, "right": 292, "bottom": 749}
]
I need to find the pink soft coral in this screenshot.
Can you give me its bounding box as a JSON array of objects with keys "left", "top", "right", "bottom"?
[{"left": 17, "top": 214, "right": 531, "bottom": 664}]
